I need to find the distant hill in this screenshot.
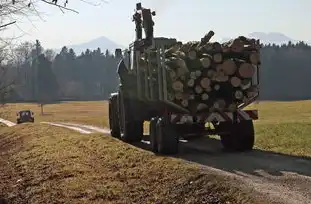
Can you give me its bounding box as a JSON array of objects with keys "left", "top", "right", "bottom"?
[
  {"left": 53, "top": 36, "right": 125, "bottom": 55},
  {"left": 222, "top": 32, "right": 309, "bottom": 45},
  {"left": 248, "top": 32, "right": 297, "bottom": 45},
  {"left": 53, "top": 32, "right": 309, "bottom": 55}
]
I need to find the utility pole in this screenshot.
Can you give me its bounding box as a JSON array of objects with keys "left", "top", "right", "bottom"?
[{"left": 33, "top": 39, "right": 40, "bottom": 101}]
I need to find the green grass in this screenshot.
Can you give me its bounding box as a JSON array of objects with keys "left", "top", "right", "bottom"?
[
  {"left": 246, "top": 101, "right": 311, "bottom": 157},
  {"left": 1, "top": 100, "right": 311, "bottom": 157},
  {"left": 0, "top": 101, "right": 108, "bottom": 127}
]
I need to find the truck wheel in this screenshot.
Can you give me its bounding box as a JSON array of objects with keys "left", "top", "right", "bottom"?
[
  {"left": 149, "top": 117, "right": 158, "bottom": 153},
  {"left": 118, "top": 91, "right": 143, "bottom": 142},
  {"left": 219, "top": 120, "right": 255, "bottom": 152},
  {"left": 109, "top": 95, "right": 120, "bottom": 138},
  {"left": 156, "top": 117, "right": 179, "bottom": 155}
]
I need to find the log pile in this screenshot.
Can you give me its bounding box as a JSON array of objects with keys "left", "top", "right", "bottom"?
[{"left": 144, "top": 31, "right": 260, "bottom": 113}]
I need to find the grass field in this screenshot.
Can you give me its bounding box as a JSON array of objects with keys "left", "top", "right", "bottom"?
[
  {"left": 1, "top": 100, "right": 311, "bottom": 157},
  {"left": 1, "top": 100, "right": 311, "bottom": 203},
  {"left": 0, "top": 124, "right": 258, "bottom": 204},
  {"left": 0, "top": 101, "right": 109, "bottom": 127}
]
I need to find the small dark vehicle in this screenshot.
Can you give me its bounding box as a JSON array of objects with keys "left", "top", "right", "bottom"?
[{"left": 16, "top": 110, "right": 34, "bottom": 124}]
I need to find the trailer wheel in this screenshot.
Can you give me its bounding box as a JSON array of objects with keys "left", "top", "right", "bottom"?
[
  {"left": 219, "top": 120, "right": 255, "bottom": 152},
  {"left": 109, "top": 95, "right": 120, "bottom": 138},
  {"left": 156, "top": 117, "right": 179, "bottom": 155},
  {"left": 118, "top": 91, "right": 143, "bottom": 142},
  {"left": 149, "top": 117, "right": 158, "bottom": 153}
]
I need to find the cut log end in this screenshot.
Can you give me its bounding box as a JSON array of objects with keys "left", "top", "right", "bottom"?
[
  {"left": 172, "top": 81, "right": 184, "bottom": 92},
  {"left": 187, "top": 79, "right": 195, "bottom": 87},
  {"left": 230, "top": 76, "right": 242, "bottom": 87},
  {"left": 213, "top": 53, "right": 223, "bottom": 63},
  {"left": 222, "top": 59, "right": 237, "bottom": 75},
  {"left": 200, "top": 57, "right": 211, "bottom": 68},
  {"left": 181, "top": 99, "right": 189, "bottom": 107},
  {"left": 238, "top": 63, "right": 255, "bottom": 78},
  {"left": 201, "top": 93, "right": 209, "bottom": 100},
  {"left": 200, "top": 78, "right": 211, "bottom": 89},
  {"left": 213, "top": 99, "right": 226, "bottom": 110},
  {"left": 195, "top": 85, "right": 203, "bottom": 94},
  {"left": 188, "top": 50, "right": 197, "bottom": 60}
]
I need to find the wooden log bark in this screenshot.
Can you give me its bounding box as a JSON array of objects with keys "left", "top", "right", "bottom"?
[
  {"left": 164, "top": 43, "right": 181, "bottom": 57},
  {"left": 165, "top": 57, "right": 189, "bottom": 74},
  {"left": 222, "top": 38, "right": 244, "bottom": 53},
  {"left": 197, "top": 103, "right": 208, "bottom": 111},
  {"left": 163, "top": 33, "right": 261, "bottom": 112},
  {"left": 197, "top": 31, "right": 215, "bottom": 47}
]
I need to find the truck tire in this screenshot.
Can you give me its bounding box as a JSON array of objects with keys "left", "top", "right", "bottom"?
[
  {"left": 219, "top": 120, "right": 255, "bottom": 152},
  {"left": 156, "top": 117, "right": 179, "bottom": 155},
  {"left": 118, "top": 91, "right": 143, "bottom": 142},
  {"left": 109, "top": 95, "right": 120, "bottom": 138},
  {"left": 149, "top": 117, "right": 158, "bottom": 153}
]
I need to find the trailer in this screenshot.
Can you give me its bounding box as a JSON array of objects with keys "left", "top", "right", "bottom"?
[{"left": 108, "top": 3, "right": 259, "bottom": 155}]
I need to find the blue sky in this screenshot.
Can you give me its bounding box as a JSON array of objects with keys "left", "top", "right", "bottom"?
[{"left": 4, "top": 0, "right": 310, "bottom": 48}]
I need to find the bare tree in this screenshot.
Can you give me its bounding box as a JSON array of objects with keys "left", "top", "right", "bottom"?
[
  {"left": 0, "top": 47, "right": 14, "bottom": 104},
  {"left": 44, "top": 49, "right": 55, "bottom": 61},
  {"left": 0, "top": 0, "right": 109, "bottom": 28},
  {"left": 0, "top": 0, "right": 109, "bottom": 104}
]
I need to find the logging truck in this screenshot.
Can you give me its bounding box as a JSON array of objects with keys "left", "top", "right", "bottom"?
[{"left": 108, "top": 3, "right": 259, "bottom": 155}]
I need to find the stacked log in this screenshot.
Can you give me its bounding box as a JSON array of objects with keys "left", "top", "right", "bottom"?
[{"left": 144, "top": 31, "right": 260, "bottom": 113}]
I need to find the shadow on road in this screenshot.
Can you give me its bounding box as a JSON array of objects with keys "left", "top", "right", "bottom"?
[{"left": 133, "top": 135, "right": 311, "bottom": 179}]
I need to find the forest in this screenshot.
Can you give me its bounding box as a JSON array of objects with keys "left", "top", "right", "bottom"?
[{"left": 1, "top": 40, "right": 311, "bottom": 103}]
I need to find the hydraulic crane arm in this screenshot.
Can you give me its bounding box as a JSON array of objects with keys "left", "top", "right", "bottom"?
[{"left": 132, "top": 2, "right": 156, "bottom": 48}]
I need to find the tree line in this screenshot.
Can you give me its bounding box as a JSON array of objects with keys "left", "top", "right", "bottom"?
[
  {"left": 2, "top": 40, "right": 311, "bottom": 103},
  {"left": 2, "top": 40, "right": 120, "bottom": 103}
]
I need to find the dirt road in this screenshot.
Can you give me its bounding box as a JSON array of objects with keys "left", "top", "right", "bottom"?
[
  {"left": 1, "top": 119, "right": 311, "bottom": 204},
  {"left": 60, "top": 122, "right": 311, "bottom": 204}
]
